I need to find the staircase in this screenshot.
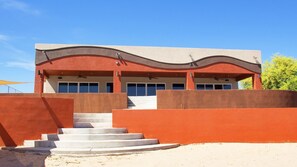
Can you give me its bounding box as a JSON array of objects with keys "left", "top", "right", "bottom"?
[
  {"left": 9, "top": 113, "right": 179, "bottom": 154},
  {"left": 128, "top": 96, "right": 157, "bottom": 109}
]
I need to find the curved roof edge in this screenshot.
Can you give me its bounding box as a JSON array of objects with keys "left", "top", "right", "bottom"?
[
  {"left": 35, "top": 45, "right": 261, "bottom": 73},
  {"left": 35, "top": 43, "right": 262, "bottom": 64}
]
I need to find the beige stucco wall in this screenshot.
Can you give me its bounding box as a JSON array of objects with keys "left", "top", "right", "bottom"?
[
  {"left": 44, "top": 76, "right": 113, "bottom": 93},
  {"left": 44, "top": 76, "right": 238, "bottom": 93},
  {"left": 36, "top": 44, "right": 261, "bottom": 64}
]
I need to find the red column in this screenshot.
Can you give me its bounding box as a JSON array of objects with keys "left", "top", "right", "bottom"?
[
  {"left": 113, "top": 71, "right": 122, "bottom": 93},
  {"left": 186, "top": 71, "right": 195, "bottom": 90},
  {"left": 252, "top": 73, "right": 263, "bottom": 90},
  {"left": 34, "top": 69, "right": 44, "bottom": 94}
]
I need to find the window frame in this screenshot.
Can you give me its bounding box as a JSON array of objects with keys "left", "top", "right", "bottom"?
[
  {"left": 126, "top": 82, "right": 166, "bottom": 96},
  {"left": 196, "top": 83, "right": 232, "bottom": 90},
  {"left": 57, "top": 81, "right": 100, "bottom": 93}
]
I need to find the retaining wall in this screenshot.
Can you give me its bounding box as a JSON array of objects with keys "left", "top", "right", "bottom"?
[
  {"left": 113, "top": 108, "right": 297, "bottom": 144},
  {"left": 0, "top": 95, "right": 73, "bottom": 146}
]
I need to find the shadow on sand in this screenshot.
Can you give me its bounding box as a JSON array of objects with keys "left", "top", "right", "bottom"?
[{"left": 0, "top": 148, "right": 50, "bottom": 167}]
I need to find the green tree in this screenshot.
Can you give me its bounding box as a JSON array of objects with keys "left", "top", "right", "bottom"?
[
  {"left": 240, "top": 77, "right": 252, "bottom": 90},
  {"left": 240, "top": 54, "right": 297, "bottom": 91}
]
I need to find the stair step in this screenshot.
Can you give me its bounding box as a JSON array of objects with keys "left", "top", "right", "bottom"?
[
  {"left": 4, "top": 143, "right": 180, "bottom": 154},
  {"left": 74, "top": 118, "right": 112, "bottom": 123},
  {"left": 42, "top": 133, "right": 143, "bottom": 141},
  {"left": 74, "top": 113, "right": 112, "bottom": 119},
  {"left": 58, "top": 128, "right": 127, "bottom": 134},
  {"left": 74, "top": 122, "right": 112, "bottom": 128},
  {"left": 24, "top": 139, "right": 159, "bottom": 148}
]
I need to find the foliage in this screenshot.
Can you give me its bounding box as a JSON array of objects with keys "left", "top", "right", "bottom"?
[
  {"left": 240, "top": 54, "right": 297, "bottom": 91},
  {"left": 240, "top": 77, "right": 252, "bottom": 90}
]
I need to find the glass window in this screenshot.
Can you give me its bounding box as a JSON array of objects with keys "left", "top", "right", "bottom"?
[
  {"left": 137, "top": 84, "right": 146, "bottom": 96},
  {"left": 196, "top": 84, "right": 205, "bottom": 90},
  {"left": 89, "top": 83, "right": 99, "bottom": 93},
  {"left": 79, "top": 83, "right": 88, "bottom": 93},
  {"left": 106, "top": 83, "right": 113, "bottom": 93},
  {"left": 215, "top": 84, "right": 223, "bottom": 90},
  {"left": 127, "top": 84, "right": 137, "bottom": 96},
  {"left": 172, "top": 83, "right": 185, "bottom": 90},
  {"left": 205, "top": 84, "right": 214, "bottom": 90},
  {"left": 58, "top": 83, "right": 68, "bottom": 93},
  {"left": 147, "top": 84, "right": 156, "bottom": 96},
  {"left": 69, "top": 83, "right": 78, "bottom": 93},
  {"left": 157, "top": 84, "right": 165, "bottom": 90},
  {"left": 223, "top": 84, "right": 232, "bottom": 90}
]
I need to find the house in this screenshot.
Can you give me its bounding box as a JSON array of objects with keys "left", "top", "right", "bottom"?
[{"left": 34, "top": 44, "right": 262, "bottom": 95}]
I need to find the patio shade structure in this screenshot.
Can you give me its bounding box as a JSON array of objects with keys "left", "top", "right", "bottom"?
[{"left": 0, "top": 80, "right": 26, "bottom": 85}]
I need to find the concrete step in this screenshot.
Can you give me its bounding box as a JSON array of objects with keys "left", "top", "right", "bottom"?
[
  {"left": 4, "top": 143, "right": 180, "bottom": 154},
  {"left": 74, "top": 113, "right": 112, "bottom": 119},
  {"left": 58, "top": 128, "right": 127, "bottom": 134},
  {"left": 24, "top": 139, "right": 159, "bottom": 148},
  {"left": 74, "top": 122, "right": 112, "bottom": 128},
  {"left": 74, "top": 118, "right": 111, "bottom": 123},
  {"left": 128, "top": 96, "right": 157, "bottom": 109},
  {"left": 41, "top": 133, "right": 144, "bottom": 141}
]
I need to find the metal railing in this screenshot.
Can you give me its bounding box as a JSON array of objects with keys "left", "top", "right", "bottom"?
[{"left": 0, "top": 85, "right": 22, "bottom": 93}]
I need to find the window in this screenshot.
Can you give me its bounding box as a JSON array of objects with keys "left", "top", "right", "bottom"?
[
  {"left": 196, "top": 84, "right": 205, "bottom": 90},
  {"left": 214, "top": 84, "right": 223, "bottom": 90},
  {"left": 127, "top": 84, "right": 137, "bottom": 96},
  {"left": 172, "top": 83, "right": 185, "bottom": 90},
  {"left": 127, "top": 83, "right": 166, "bottom": 96},
  {"left": 58, "top": 82, "right": 99, "bottom": 93},
  {"left": 58, "top": 83, "right": 68, "bottom": 93},
  {"left": 147, "top": 83, "right": 166, "bottom": 96},
  {"left": 79, "top": 83, "right": 88, "bottom": 93},
  {"left": 137, "top": 84, "right": 146, "bottom": 96},
  {"left": 89, "top": 83, "right": 99, "bottom": 93},
  {"left": 106, "top": 83, "right": 113, "bottom": 93},
  {"left": 196, "top": 83, "right": 232, "bottom": 90},
  {"left": 223, "top": 84, "right": 232, "bottom": 90}
]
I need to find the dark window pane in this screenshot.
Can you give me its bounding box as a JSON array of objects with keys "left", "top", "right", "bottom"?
[
  {"left": 127, "top": 84, "right": 137, "bottom": 96},
  {"left": 157, "top": 84, "right": 165, "bottom": 90},
  {"left": 205, "top": 84, "right": 213, "bottom": 90},
  {"left": 137, "top": 84, "right": 146, "bottom": 96},
  {"left": 106, "top": 83, "right": 113, "bottom": 93},
  {"left": 147, "top": 84, "right": 156, "bottom": 96},
  {"left": 79, "top": 83, "right": 88, "bottom": 93},
  {"left": 69, "top": 83, "right": 78, "bottom": 93},
  {"left": 223, "top": 84, "right": 232, "bottom": 90},
  {"left": 172, "top": 83, "right": 184, "bottom": 90},
  {"left": 214, "top": 84, "right": 223, "bottom": 90},
  {"left": 197, "top": 84, "right": 205, "bottom": 90},
  {"left": 89, "top": 83, "right": 99, "bottom": 93},
  {"left": 58, "top": 83, "right": 68, "bottom": 93}
]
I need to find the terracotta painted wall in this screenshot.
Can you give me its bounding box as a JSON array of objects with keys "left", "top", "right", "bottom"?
[
  {"left": 0, "top": 96, "right": 73, "bottom": 146},
  {"left": 113, "top": 108, "right": 297, "bottom": 144},
  {"left": 157, "top": 90, "right": 297, "bottom": 109},
  {"left": 42, "top": 93, "right": 127, "bottom": 113}
]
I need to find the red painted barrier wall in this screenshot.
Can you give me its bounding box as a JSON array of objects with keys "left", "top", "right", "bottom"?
[
  {"left": 113, "top": 108, "right": 297, "bottom": 144},
  {"left": 0, "top": 96, "right": 73, "bottom": 146}
]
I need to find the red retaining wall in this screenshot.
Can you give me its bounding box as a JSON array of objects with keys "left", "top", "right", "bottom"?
[
  {"left": 113, "top": 108, "right": 297, "bottom": 144},
  {"left": 0, "top": 95, "right": 73, "bottom": 146}
]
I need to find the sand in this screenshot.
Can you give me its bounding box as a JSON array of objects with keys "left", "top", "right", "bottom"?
[{"left": 1, "top": 143, "right": 297, "bottom": 167}]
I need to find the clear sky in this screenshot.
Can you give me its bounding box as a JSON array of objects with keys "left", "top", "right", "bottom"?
[{"left": 0, "top": 0, "right": 296, "bottom": 92}]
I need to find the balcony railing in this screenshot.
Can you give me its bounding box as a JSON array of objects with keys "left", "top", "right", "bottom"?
[{"left": 0, "top": 85, "right": 22, "bottom": 93}]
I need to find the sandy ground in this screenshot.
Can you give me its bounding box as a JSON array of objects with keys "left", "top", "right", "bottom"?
[{"left": 1, "top": 143, "right": 297, "bottom": 167}]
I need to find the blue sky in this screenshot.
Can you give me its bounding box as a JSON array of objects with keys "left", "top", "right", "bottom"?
[{"left": 0, "top": 0, "right": 296, "bottom": 92}]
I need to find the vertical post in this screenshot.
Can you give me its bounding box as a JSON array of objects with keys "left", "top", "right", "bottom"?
[
  {"left": 186, "top": 71, "right": 195, "bottom": 90},
  {"left": 34, "top": 69, "right": 44, "bottom": 94},
  {"left": 113, "top": 70, "right": 122, "bottom": 93},
  {"left": 252, "top": 73, "right": 263, "bottom": 90}
]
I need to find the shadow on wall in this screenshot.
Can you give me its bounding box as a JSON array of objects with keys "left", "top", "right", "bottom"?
[{"left": 0, "top": 149, "right": 49, "bottom": 167}]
